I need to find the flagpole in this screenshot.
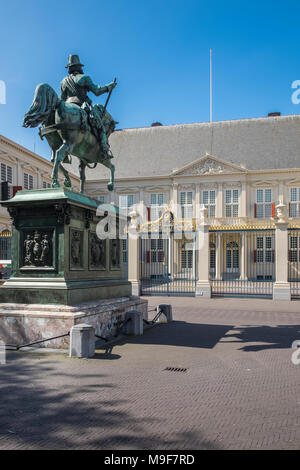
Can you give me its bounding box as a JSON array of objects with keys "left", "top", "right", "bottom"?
[{"left": 210, "top": 49, "right": 213, "bottom": 122}]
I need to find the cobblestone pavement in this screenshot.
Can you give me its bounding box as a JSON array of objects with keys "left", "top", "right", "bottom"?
[{"left": 0, "top": 297, "right": 300, "bottom": 450}]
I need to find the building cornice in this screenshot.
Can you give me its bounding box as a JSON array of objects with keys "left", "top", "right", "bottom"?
[{"left": 0, "top": 134, "right": 80, "bottom": 182}]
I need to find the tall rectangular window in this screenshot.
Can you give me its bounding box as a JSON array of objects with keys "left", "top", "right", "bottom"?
[
  {"left": 150, "top": 193, "right": 164, "bottom": 220},
  {"left": 256, "top": 236, "right": 274, "bottom": 262},
  {"left": 150, "top": 239, "right": 164, "bottom": 262},
  {"left": 24, "top": 173, "right": 34, "bottom": 190},
  {"left": 289, "top": 187, "right": 300, "bottom": 217},
  {"left": 119, "top": 194, "right": 135, "bottom": 218},
  {"left": 255, "top": 188, "right": 273, "bottom": 218},
  {"left": 224, "top": 189, "right": 239, "bottom": 217},
  {"left": 95, "top": 195, "right": 106, "bottom": 204},
  {"left": 202, "top": 190, "right": 216, "bottom": 218},
  {"left": 180, "top": 191, "right": 193, "bottom": 219},
  {"left": 42, "top": 181, "right": 51, "bottom": 189},
  {"left": 1, "top": 163, "right": 13, "bottom": 184}
]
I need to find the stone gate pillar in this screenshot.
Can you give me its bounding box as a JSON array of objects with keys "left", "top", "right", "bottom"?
[
  {"left": 273, "top": 202, "right": 291, "bottom": 300},
  {"left": 127, "top": 209, "right": 141, "bottom": 296},
  {"left": 195, "top": 206, "right": 211, "bottom": 298}
]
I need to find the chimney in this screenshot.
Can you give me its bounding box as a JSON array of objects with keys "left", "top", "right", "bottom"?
[{"left": 267, "top": 112, "right": 281, "bottom": 117}]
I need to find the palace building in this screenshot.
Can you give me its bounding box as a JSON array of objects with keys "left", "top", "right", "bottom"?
[
  {"left": 73, "top": 113, "right": 300, "bottom": 300},
  {"left": 0, "top": 134, "right": 79, "bottom": 278},
  {"left": 2, "top": 113, "right": 300, "bottom": 300}
]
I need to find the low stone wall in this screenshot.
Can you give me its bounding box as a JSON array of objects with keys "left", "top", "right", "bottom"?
[{"left": 0, "top": 296, "right": 148, "bottom": 349}]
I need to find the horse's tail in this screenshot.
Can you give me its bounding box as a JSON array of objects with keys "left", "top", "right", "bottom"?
[{"left": 23, "top": 83, "right": 59, "bottom": 128}]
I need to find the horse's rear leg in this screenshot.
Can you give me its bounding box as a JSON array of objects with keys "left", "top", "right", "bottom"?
[
  {"left": 52, "top": 142, "right": 72, "bottom": 188},
  {"left": 60, "top": 163, "right": 72, "bottom": 188},
  {"left": 79, "top": 161, "right": 86, "bottom": 194},
  {"left": 102, "top": 160, "right": 115, "bottom": 191}
]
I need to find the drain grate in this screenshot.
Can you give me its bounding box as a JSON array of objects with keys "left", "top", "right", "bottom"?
[{"left": 164, "top": 367, "right": 188, "bottom": 373}]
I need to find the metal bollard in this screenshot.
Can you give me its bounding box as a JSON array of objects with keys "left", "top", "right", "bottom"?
[
  {"left": 69, "top": 323, "right": 95, "bottom": 358},
  {"left": 124, "top": 310, "right": 143, "bottom": 336},
  {"left": 158, "top": 304, "right": 173, "bottom": 323}
]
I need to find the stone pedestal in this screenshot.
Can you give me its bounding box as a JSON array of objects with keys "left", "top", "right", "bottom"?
[
  {"left": 0, "top": 188, "right": 131, "bottom": 305},
  {"left": 0, "top": 296, "right": 148, "bottom": 348}
]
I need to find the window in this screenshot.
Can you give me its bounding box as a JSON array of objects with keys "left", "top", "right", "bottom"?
[
  {"left": 119, "top": 194, "right": 134, "bottom": 209},
  {"left": 148, "top": 239, "right": 164, "bottom": 263},
  {"left": 180, "top": 191, "right": 193, "bottom": 219},
  {"left": 181, "top": 247, "right": 193, "bottom": 269},
  {"left": 289, "top": 236, "right": 299, "bottom": 262},
  {"left": 202, "top": 190, "right": 216, "bottom": 218},
  {"left": 210, "top": 242, "right": 216, "bottom": 270},
  {"left": 95, "top": 195, "right": 106, "bottom": 204},
  {"left": 289, "top": 187, "right": 300, "bottom": 217},
  {"left": 0, "top": 230, "right": 11, "bottom": 260},
  {"left": 24, "top": 173, "right": 34, "bottom": 190},
  {"left": 42, "top": 181, "right": 51, "bottom": 189},
  {"left": 1, "top": 163, "right": 13, "bottom": 184},
  {"left": 225, "top": 189, "right": 239, "bottom": 217},
  {"left": 255, "top": 236, "right": 274, "bottom": 263},
  {"left": 150, "top": 193, "right": 164, "bottom": 220},
  {"left": 119, "top": 194, "right": 135, "bottom": 217},
  {"left": 255, "top": 189, "right": 273, "bottom": 218}
]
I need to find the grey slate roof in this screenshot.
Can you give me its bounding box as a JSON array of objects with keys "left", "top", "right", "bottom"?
[{"left": 73, "top": 114, "right": 300, "bottom": 181}]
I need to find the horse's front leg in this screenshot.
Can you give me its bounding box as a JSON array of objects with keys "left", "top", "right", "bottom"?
[{"left": 51, "top": 142, "right": 72, "bottom": 188}]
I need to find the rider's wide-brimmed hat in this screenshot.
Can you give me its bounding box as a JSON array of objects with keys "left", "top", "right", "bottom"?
[{"left": 65, "top": 54, "right": 84, "bottom": 68}]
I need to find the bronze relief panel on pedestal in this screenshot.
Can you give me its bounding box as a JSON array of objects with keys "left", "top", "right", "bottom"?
[
  {"left": 70, "top": 229, "right": 84, "bottom": 270},
  {"left": 89, "top": 232, "right": 106, "bottom": 270},
  {"left": 21, "top": 229, "right": 54, "bottom": 269}
]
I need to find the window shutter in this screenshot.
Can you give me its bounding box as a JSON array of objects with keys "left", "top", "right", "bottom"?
[
  {"left": 147, "top": 207, "right": 151, "bottom": 222},
  {"left": 272, "top": 250, "right": 275, "bottom": 263},
  {"left": 288, "top": 250, "right": 292, "bottom": 262},
  {"left": 271, "top": 202, "right": 275, "bottom": 218},
  {"left": 146, "top": 251, "right": 150, "bottom": 263},
  {"left": 254, "top": 250, "right": 257, "bottom": 263},
  {"left": 254, "top": 203, "right": 257, "bottom": 218},
  {"left": 289, "top": 202, "right": 291, "bottom": 217}
]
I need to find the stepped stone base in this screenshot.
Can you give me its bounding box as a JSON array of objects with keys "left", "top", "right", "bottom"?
[{"left": 0, "top": 296, "right": 148, "bottom": 349}]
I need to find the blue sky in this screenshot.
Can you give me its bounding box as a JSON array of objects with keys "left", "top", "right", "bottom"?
[{"left": 1, "top": 0, "right": 300, "bottom": 159}]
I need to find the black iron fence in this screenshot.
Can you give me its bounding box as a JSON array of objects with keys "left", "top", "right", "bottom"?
[
  {"left": 209, "top": 229, "right": 275, "bottom": 298},
  {"left": 140, "top": 232, "right": 197, "bottom": 296}
]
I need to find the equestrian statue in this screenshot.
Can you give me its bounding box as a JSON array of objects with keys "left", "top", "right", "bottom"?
[{"left": 23, "top": 54, "right": 118, "bottom": 193}]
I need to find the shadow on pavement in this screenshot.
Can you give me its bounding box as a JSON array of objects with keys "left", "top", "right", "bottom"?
[
  {"left": 0, "top": 351, "right": 220, "bottom": 450},
  {"left": 124, "top": 321, "right": 234, "bottom": 349}
]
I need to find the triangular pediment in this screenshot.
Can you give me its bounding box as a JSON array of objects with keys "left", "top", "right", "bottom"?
[{"left": 171, "top": 154, "right": 247, "bottom": 177}]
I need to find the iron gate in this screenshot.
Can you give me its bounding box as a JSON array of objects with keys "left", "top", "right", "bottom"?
[
  {"left": 140, "top": 233, "right": 197, "bottom": 296},
  {"left": 210, "top": 229, "right": 275, "bottom": 298},
  {"left": 288, "top": 228, "right": 300, "bottom": 299}
]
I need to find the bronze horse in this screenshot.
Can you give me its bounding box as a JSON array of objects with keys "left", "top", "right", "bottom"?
[{"left": 23, "top": 83, "right": 116, "bottom": 193}]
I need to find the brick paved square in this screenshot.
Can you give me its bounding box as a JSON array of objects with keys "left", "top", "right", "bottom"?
[{"left": 0, "top": 297, "right": 299, "bottom": 450}]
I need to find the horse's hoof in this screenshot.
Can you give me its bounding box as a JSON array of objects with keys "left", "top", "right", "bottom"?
[
  {"left": 52, "top": 182, "right": 60, "bottom": 188},
  {"left": 64, "top": 180, "right": 72, "bottom": 188},
  {"left": 107, "top": 183, "right": 114, "bottom": 191}
]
